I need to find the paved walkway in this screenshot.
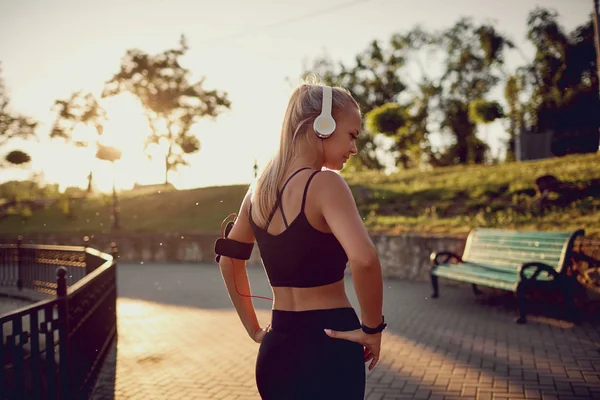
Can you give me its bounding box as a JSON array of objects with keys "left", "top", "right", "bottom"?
[
  {"left": 0, "top": 286, "right": 51, "bottom": 315},
  {"left": 90, "top": 263, "right": 600, "bottom": 400}
]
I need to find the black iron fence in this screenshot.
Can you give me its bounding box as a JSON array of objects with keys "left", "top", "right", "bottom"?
[{"left": 0, "top": 238, "right": 117, "bottom": 400}]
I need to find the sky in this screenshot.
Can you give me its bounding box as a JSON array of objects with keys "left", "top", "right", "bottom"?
[{"left": 0, "top": 0, "right": 594, "bottom": 193}]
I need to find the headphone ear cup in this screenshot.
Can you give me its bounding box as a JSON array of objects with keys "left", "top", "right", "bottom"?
[
  {"left": 313, "top": 115, "right": 336, "bottom": 138},
  {"left": 313, "top": 86, "right": 336, "bottom": 139}
]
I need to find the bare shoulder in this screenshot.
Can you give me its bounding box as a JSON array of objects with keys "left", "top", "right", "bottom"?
[
  {"left": 311, "top": 170, "right": 353, "bottom": 198},
  {"left": 311, "top": 170, "right": 355, "bottom": 210},
  {"left": 313, "top": 169, "right": 349, "bottom": 185},
  {"left": 311, "top": 171, "right": 377, "bottom": 266}
]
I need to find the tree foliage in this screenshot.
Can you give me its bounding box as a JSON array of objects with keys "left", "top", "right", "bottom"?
[
  {"left": 0, "top": 64, "right": 37, "bottom": 167},
  {"left": 50, "top": 91, "right": 106, "bottom": 192},
  {"left": 303, "top": 7, "right": 597, "bottom": 169},
  {"left": 96, "top": 143, "right": 122, "bottom": 162},
  {"left": 502, "top": 74, "right": 525, "bottom": 161},
  {"left": 51, "top": 92, "right": 105, "bottom": 143},
  {"left": 365, "top": 103, "right": 407, "bottom": 135},
  {"left": 5, "top": 150, "right": 31, "bottom": 165},
  {"left": 103, "top": 35, "right": 231, "bottom": 184},
  {"left": 468, "top": 99, "right": 504, "bottom": 124},
  {"left": 301, "top": 37, "right": 408, "bottom": 171},
  {"left": 303, "top": 19, "right": 514, "bottom": 169},
  {"left": 519, "top": 8, "right": 599, "bottom": 156}
]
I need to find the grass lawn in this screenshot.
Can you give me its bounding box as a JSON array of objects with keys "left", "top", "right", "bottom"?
[{"left": 1, "top": 153, "right": 598, "bottom": 239}]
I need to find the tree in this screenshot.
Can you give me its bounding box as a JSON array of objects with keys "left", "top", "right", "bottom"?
[
  {"left": 502, "top": 74, "right": 525, "bottom": 161},
  {"left": 303, "top": 21, "right": 514, "bottom": 169},
  {"left": 301, "top": 37, "right": 408, "bottom": 171},
  {"left": 365, "top": 22, "right": 511, "bottom": 167},
  {"left": 0, "top": 63, "right": 37, "bottom": 167},
  {"left": 103, "top": 35, "right": 231, "bottom": 184},
  {"left": 519, "top": 8, "right": 600, "bottom": 156},
  {"left": 50, "top": 91, "right": 106, "bottom": 193},
  {"left": 431, "top": 20, "right": 513, "bottom": 165}
]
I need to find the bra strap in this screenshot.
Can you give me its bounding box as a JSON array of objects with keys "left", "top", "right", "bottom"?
[
  {"left": 265, "top": 167, "right": 311, "bottom": 230},
  {"left": 301, "top": 170, "right": 321, "bottom": 212},
  {"left": 280, "top": 167, "right": 311, "bottom": 196}
]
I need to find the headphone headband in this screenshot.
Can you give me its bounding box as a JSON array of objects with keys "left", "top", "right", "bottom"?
[{"left": 321, "top": 86, "right": 332, "bottom": 116}]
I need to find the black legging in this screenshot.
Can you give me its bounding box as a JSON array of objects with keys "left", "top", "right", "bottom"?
[{"left": 256, "top": 307, "right": 365, "bottom": 399}]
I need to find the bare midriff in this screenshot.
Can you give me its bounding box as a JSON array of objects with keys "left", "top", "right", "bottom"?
[{"left": 271, "top": 279, "right": 352, "bottom": 311}]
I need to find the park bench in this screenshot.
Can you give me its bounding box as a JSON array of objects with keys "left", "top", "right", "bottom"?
[{"left": 430, "top": 228, "right": 584, "bottom": 324}]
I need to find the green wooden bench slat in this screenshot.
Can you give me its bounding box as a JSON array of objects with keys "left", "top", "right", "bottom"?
[
  {"left": 433, "top": 265, "right": 518, "bottom": 291},
  {"left": 469, "top": 240, "right": 568, "bottom": 253},
  {"left": 467, "top": 249, "right": 562, "bottom": 263},
  {"left": 473, "top": 235, "right": 569, "bottom": 242},
  {"left": 472, "top": 235, "right": 572, "bottom": 243},
  {"left": 438, "top": 262, "right": 556, "bottom": 281},
  {"left": 470, "top": 235, "right": 567, "bottom": 244},
  {"left": 471, "top": 230, "right": 574, "bottom": 238},
  {"left": 463, "top": 259, "right": 546, "bottom": 273},
  {"left": 469, "top": 239, "right": 568, "bottom": 250},
  {"left": 468, "top": 246, "right": 563, "bottom": 259},
  {"left": 434, "top": 262, "right": 555, "bottom": 290},
  {"left": 470, "top": 237, "right": 570, "bottom": 250},
  {"left": 467, "top": 250, "right": 561, "bottom": 268},
  {"left": 468, "top": 253, "right": 562, "bottom": 266},
  {"left": 469, "top": 237, "right": 571, "bottom": 248},
  {"left": 436, "top": 263, "right": 519, "bottom": 281}
]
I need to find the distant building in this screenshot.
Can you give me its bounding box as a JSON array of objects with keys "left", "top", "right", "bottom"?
[
  {"left": 516, "top": 128, "right": 600, "bottom": 161},
  {"left": 516, "top": 128, "right": 554, "bottom": 161}
]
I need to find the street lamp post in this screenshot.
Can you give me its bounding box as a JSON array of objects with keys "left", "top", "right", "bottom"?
[{"left": 112, "top": 169, "right": 120, "bottom": 230}]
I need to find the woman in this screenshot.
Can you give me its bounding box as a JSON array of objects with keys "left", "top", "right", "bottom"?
[{"left": 216, "top": 79, "right": 385, "bottom": 399}]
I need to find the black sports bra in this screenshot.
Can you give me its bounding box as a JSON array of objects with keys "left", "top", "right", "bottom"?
[{"left": 249, "top": 168, "right": 348, "bottom": 288}]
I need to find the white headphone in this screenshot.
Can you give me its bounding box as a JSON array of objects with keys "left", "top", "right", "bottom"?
[{"left": 313, "top": 86, "right": 336, "bottom": 139}]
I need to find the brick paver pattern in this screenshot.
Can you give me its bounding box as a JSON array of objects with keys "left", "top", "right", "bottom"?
[{"left": 90, "top": 263, "right": 600, "bottom": 400}]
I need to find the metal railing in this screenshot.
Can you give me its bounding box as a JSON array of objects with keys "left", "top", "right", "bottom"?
[{"left": 0, "top": 238, "right": 118, "bottom": 399}]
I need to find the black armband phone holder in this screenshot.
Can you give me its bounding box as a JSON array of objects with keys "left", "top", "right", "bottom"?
[
  {"left": 214, "top": 220, "right": 254, "bottom": 263},
  {"left": 215, "top": 238, "right": 254, "bottom": 263}
]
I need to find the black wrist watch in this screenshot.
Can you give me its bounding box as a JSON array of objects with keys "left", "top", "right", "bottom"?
[{"left": 361, "top": 316, "right": 387, "bottom": 334}]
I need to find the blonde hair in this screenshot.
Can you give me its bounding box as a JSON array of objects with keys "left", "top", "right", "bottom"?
[{"left": 250, "top": 77, "right": 359, "bottom": 228}]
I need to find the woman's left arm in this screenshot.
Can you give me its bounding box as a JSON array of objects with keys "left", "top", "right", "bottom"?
[{"left": 217, "top": 190, "right": 264, "bottom": 342}]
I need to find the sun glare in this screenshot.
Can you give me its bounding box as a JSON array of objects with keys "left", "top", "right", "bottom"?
[{"left": 92, "top": 94, "right": 156, "bottom": 192}]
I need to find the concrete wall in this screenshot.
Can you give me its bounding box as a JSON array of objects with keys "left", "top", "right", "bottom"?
[{"left": 0, "top": 231, "right": 467, "bottom": 283}]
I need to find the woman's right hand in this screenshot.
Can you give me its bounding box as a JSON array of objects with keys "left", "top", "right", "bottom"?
[
  {"left": 324, "top": 328, "right": 382, "bottom": 370},
  {"left": 252, "top": 325, "right": 270, "bottom": 344}
]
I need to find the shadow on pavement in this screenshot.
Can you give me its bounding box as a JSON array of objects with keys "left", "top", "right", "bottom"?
[
  {"left": 90, "top": 337, "right": 118, "bottom": 400},
  {"left": 377, "top": 279, "right": 600, "bottom": 399}
]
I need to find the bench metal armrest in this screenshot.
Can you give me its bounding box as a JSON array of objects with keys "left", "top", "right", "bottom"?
[
  {"left": 430, "top": 251, "right": 463, "bottom": 267},
  {"left": 518, "top": 262, "right": 560, "bottom": 281}
]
